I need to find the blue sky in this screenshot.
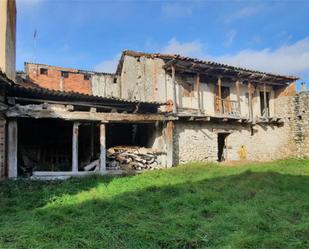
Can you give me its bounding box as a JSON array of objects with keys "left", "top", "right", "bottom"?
[{"left": 17, "top": 0, "right": 309, "bottom": 87}]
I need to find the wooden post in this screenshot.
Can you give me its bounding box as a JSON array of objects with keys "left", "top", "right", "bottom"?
[
  {"left": 196, "top": 73, "right": 201, "bottom": 114},
  {"left": 172, "top": 65, "right": 177, "bottom": 114},
  {"left": 90, "top": 123, "right": 94, "bottom": 159},
  {"left": 8, "top": 119, "right": 18, "bottom": 178},
  {"left": 99, "top": 123, "right": 106, "bottom": 172},
  {"left": 236, "top": 80, "right": 241, "bottom": 115},
  {"left": 165, "top": 121, "right": 174, "bottom": 167},
  {"left": 218, "top": 76, "right": 222, "bottom": 114},
  {"left": 248, "top": 82, "right": 253, "bottom": 120},
  {"left": 263, "top": 83, "right": 267, "bottom": 117},
  {"left": 72, "top": 122, "right": 79, "bottom": 173}
]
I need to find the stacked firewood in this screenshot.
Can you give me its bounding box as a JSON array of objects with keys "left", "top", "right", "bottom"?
[{"left": 106, "top": 146, "right": 161, "bottom": 171}]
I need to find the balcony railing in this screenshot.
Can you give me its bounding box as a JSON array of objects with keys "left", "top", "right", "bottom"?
[{"left": 216, "top": 99, "right": 241, "bottom": 117}]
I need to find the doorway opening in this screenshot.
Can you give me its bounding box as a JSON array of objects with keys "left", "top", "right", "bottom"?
[{"left": 217, "top": 133, "right": 229, "bottom": 162}]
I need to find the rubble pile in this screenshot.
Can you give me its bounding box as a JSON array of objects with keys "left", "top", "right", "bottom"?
[{"left": 106, "top": 146, "right": 162, "bottom": 171}]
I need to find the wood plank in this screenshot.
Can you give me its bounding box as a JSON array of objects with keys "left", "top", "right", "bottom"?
[
  {"left": 8, "top": 119, "right": 18, "bottom": 178},
  {"left": 100, "top": 123, "right": 106, "bottom": 172},
  {"left": 196, "top": 73, "right": 201, "bottom": 114},
  {"left": 218, "top": 77, "right": 222, "bottom": 114},
  {"left": 263, "top": 83, "right": 267, "bottom": 117},
  {"left": 72, "top": 122, "right": 79, "bottom": 173},
  {"left": 32, "top": 170, "right": 124, "bottom": 176},
  {"left": 165, "top": 121, "right": 174, "bottom": 167},
  {"left": 236, "top": 80, "right": 241, "bottom": 114},
  {"left": 248, "top": 82, "right": 253, "bottom": 120},
  {"left": 172, "top": 65, "right": 177, "bottom": 114},
  {"left": 6, "top": 104, "right": 176, "bottom": 122}
]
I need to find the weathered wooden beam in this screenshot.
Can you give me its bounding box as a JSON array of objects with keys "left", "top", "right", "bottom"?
[
  {"left": 248, "top": 82, "right": 253, "bottom": 120},
  {"left": 218, "top": 76, "right": 222, "bottom": 114},
  {"left": 263, "top": 83, "right": 267, "bottom": 117},
  {"left": 165, "top": 121, "right": 174, "bottom": 167},
  {"left": 72, "top": 122, "right": 79, "bottom": 173},
  {"left": 6, "top": 104, "right": 176, "bottom": 122},
  {"left": 172, "top": 65, "right": 177, "bottom": 114},
  {"left": 236, "top": 80, "right": 241, "bottom": 115},
  {"left": 90, "top": 123, "right": 94, "bottom": 159},
  {"left": 99, "top": 123, "right": 106, "bottom": 172},
  {"left": 196, "top": 73, "right": 201, "bottom": 114},
  {"left": 8, "top": 119, "right": 18, "bottom": 178}
]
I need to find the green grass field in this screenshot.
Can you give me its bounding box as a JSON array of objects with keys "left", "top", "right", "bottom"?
[{"left": 0, "top": 159, "right": 309, "bottom": 249}]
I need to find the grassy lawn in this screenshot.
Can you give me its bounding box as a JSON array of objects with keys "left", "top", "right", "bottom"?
[{"left": 0, "top": 159, "right": 309, "bottom": 249}]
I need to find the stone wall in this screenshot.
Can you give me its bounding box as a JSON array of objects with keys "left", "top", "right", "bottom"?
[
  {"left": 173, "top": 117, "right": 294, "bottom": 164},
  {"left": 290, "top": 92, "right": 309, "bottom": 157}
]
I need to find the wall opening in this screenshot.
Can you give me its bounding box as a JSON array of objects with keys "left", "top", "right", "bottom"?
[
  {"left": 17, "top": 118, "right": 73, "bottom": 176},
  {"left": 105, "top": 122, "right": 166, "bottom": 170},
  {"left": 217, "top": 133, "right": 229, "bottom": 162},
  {"left": 260, "top": 91, "right": 270, "bottom": 117},
  {"left": 78, "top": 123, "right": 100, "bottom": 170},
  {"left": 106, "top": 123, "right": 160, "bottom": 148}
]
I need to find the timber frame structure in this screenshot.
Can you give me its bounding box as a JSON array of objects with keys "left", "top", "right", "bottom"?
[{"left": 0, "top": 72, "right": 175, "bottom": 179}]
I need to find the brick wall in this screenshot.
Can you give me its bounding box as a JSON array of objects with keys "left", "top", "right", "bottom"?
[
  {"left": 0, "top": 116, "right": 6, "bottom": 180},
  {"left": 25, "top": 63, "right": 92, "bottom": 94}
]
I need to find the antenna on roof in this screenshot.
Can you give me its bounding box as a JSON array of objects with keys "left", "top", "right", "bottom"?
[{"left": 33, "top": 29, "right": 38, "bottom": 62}]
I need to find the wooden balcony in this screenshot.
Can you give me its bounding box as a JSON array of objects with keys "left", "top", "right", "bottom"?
[{"left": 216, "top": 98, "right": 241, "bottom": 117}]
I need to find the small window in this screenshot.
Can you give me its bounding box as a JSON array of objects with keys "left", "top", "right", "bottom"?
[
  {"left": 113, "top": 77, "right": 117, "bottom": 84},
  {"left": 84, "top": 74, "right": 91, "bottom": 80},
  {"left": 61, "top": 71, "right": 69, "bottom": 78},
  {"left": 40, "top": 68, "right": 48, "bottom": 75}
]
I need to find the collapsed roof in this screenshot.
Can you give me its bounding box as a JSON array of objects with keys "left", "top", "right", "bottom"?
[{"left": 117, "top": 50, "right": 299, "bottom": 86}]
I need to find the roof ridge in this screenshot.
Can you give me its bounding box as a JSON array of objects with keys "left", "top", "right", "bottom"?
[{"left": 122, "top": 50, "right": 299, "bottom": 80}]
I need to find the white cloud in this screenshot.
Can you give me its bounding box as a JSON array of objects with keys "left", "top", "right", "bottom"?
[
  {"left": 94, "top": 37, "right": 309, "bottom": 80},
  {"left": 225, "top": 5, "right": 265, "bottom": 23},
  {"left": 161, "top": 3, "right": 192, "bottom": 18},
  {"left": 94, "top": 54, "right": 121, "bottom": 73},
  {"left": 161, "top": 38, "right": 203, "bottom": 57},
  {"left": 213, "top": 37, "right": 309, "bottom": 76},
  {"left": 223, "top": 30, "right": 237, "bottom": 47}
]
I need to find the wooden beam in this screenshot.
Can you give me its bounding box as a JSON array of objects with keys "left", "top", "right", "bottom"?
[
  {"left": 90, "top": 123, "right": 94, "bottom": 159},
  {"left": 99, "top": 123, "right": 106, "bottom": 172},
  {"left": 8, "top": 119, "right": 18, "bottom": 178},
  {"left": 218, "top": 76, "right": 222, "bottom": 114},
  {"left": 6, "top": 104, "right": 176, "bottom": 122},
  {"left": 236, "top": 80, "right": 241, "bottom": 115},
  {"left": 172, "top": 65, "right": 177, "bottom": 114},
  {"left": 248, "top": 82, "right": 253, "bottom": 120},
  {"left": 165, "top": 121, "right": 174, "bottom": 168},
  {"left": 196, "top": 73, "right": 201, "bottom": 114},
  {"left": 72, "top": 122, "right": 79, "bottom": 173},
  {"left": 263, "top": 83, "right": 267, "bottom": 117}
]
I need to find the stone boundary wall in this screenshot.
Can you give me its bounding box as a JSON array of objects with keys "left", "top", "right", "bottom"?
[{"left": 290, "top": 92, "right": 309, "bottom": 157}]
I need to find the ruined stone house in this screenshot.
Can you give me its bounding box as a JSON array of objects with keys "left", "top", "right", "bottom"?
[
  {"left": 1, "top": 0, "right": 309, "bottom": 181},
  {"left": 19, "top": 52, "right": 298, "bottom": 166}
]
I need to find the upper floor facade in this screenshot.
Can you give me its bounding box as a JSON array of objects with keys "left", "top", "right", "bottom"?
[
  {"left": 19, "top": 50, "right": 298, "bottom": 121},
  {"left": 118, "top": 51, "right": 297, "bottom": 121}
]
